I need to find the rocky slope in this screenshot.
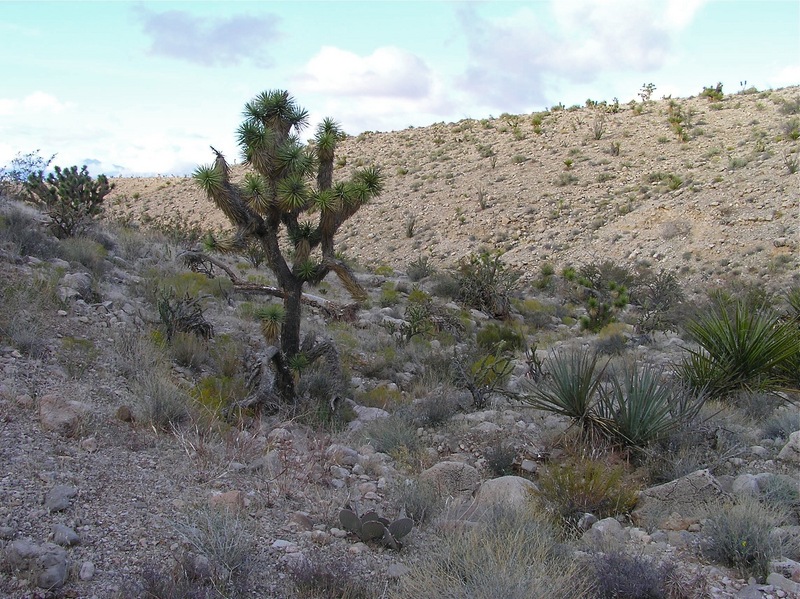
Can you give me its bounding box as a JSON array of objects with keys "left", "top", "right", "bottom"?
[{"left": 106, "top": 86, "right": 799, "bottom": 293}]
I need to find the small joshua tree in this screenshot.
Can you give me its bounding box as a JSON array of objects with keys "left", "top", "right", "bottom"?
[{"left": 194, "top": 90, "right": 383, "bottom": 405}]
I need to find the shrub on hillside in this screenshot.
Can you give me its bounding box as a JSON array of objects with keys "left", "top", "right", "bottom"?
[
  {"left": 25, "top": 164, "right": 113, "bottom": 238},
  {"left": 455, "top": 250, "right": 520, "bottom": 320}
]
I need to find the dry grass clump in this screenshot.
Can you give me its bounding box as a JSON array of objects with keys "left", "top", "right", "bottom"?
[
  {"left": 592, "top": 551, "right": 706, "bottom": 599},
  {"left": 0, "top": 271, "right": 61, "bottom": 358},
  {"left": 285, "top": 552, "right": 378, "bottom": 599},
  {"left": 703, "top": 495, "right": 795, "bottom": 582},
  {"left": 391, "top": 505, "right": 591, "bottom": 599}
]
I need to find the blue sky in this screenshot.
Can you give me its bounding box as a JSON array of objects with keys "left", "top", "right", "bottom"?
[{"left": 1, "top": 0, "right": 798, "bottom": 176}]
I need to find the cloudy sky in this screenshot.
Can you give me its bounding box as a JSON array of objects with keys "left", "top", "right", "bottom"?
[{"left": 2, "top": 1, "right": 798, "bottom": 176}]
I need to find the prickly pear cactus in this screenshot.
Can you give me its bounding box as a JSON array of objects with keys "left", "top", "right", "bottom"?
[{"left": 338, "top": 506, "right": 413, "bottom": 550}]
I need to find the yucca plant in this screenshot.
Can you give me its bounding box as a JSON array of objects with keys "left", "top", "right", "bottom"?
[
  {"left": 597, "top": 365, "right": 700, "bottom": 448},
  {"left": 521, "top": 349, "right": 607, "bottom": 431},
  {"left": 678, "top": 301, "right": 799, "bottom": 400},
  {"left": 194, "top": 90, "right": 383, "bottom": 404}
]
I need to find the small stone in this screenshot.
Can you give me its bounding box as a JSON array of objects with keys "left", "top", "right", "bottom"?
[
  {"left": 39, "top": 395, "right": 90, "bottom": 437},
  {"left": 115, "top": 405, "right": 135, "bottom": 423},
  {"left": 387, "top": 563, "right": 410, "bottom": 578},
  {"left": 52, "top": 524, "right": 80, "bottom": 546},
  {"left": 520, "top": 459, "right": 537, "bottom": 473},
  {"left": 271, "top": 539, "right": 292, "bottom": 550},
  {"left": 289, "top": 512, "right": 314, "bottom": 531},
  {"left": 310, "top": 530, "right": 331, "bottom": 545},
  {"left": 35, "top": 543, "right": 69, "bottom": 590},
  {"left": 45, "top": 485, "right": 78, "bottom": 512},
  {"left": 209, "top": 490, "right": 244, "bottom": 510},
  {"left": 330, "top": 528, "right": 347, "bottom": 538},
  {"left": 80, "top": 436, "right": 98, "bottom": 453},
  {"left": 0, "top": 526, "right": 14, "bottom": 539},
  {"left": 79, "top": 561, "right": 95, "bottom": 581}
]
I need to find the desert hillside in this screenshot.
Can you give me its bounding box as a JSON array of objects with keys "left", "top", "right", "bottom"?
[{"left": 107, "top": 86, "right": 799, "bottom": 291}]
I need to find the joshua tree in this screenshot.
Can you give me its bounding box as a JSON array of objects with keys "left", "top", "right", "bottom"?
[{"left": 193, "top": 90, "right": 383, "bottom": 405}]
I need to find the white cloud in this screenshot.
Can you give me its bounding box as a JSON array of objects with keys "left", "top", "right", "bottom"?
[
  {"left": 295, "top": 46, "right": 433, "bottom": 98},
  {"left": 457, "top": 0, "right": 708, "bottom": 112},
  {"left": 0, "top": 92, "right": 69, "bottom": 117}
]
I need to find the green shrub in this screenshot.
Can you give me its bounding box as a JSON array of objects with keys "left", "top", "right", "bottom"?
[
  {"left": 703, "top": 496, "right": 788, "bottom": 582},
  {"left": 476, "top": 322, "right": 524, "bottom": 352},
  {"left": 169, "top": 331, "right": 209, "bottom": 369},
  {"left": 362, "top": 413, "right": 420, "bottom": 457},
  {"left": 430, "top": 272, "right": 460, "bottom": 299},
  {"left": 700, "top": 82, "right": 724, "bottom": 101},
  {"left": 380, "top": 281, "right": 399, "bottom": 307},
  {"left": 192, "top": 375, "right": 246, "bottom": 415},
  {"left": 407, "top": 255, "right": 435, "bottom": 282},
  {"left": 455, "top": 251, "right": 520, "bottom": 319},
  {"left": 535, "top": 459, "right": 638, "bottom": 532}
]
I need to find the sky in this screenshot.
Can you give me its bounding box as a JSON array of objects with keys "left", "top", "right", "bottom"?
[{"left": 1, "top": 0, "right": 798, "bottom": 177}]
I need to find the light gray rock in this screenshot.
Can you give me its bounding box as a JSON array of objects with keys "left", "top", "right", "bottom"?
[
  {"left": 767, "top": 572, "right": 800, "bottom": 595},
  {"left": 632, "top": 469, "right": 728, "bottom": 527},
  {"left": 582, "top": 517, "right": 628, "bottom": 545},
  {"left": 79, "top": 561, "right": 95, "bottom": 581},
  {"left": 52, "top": 524, "right": 80, "bottom": 546},
  {"left": 38, "top": 394, "right": 90, "bottom": 437},
  {"left": 732, "top": 474, "right": 760, "bottom": 497},
  {"left": 777, "top": 431, "right": 800, "bottom": 463},
  {"left": 470, "top": 476, "right": 538, "bottom": 514},
  {"left": 387, "top": 562, "right": 410, "bottom": 578},
  {"left": 420, "top": 461, "right": 481, "bottom": 500},
  {"left": 59, "top": 272, "right": 93, "bottom": 301},
  {"left": 45, "top": 485, "right": 78, "bottom": 512}
]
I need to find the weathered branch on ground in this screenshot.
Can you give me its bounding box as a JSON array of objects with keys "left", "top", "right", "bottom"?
[{"left": 179, "top": 249, "right": 359, "bottom": 321}]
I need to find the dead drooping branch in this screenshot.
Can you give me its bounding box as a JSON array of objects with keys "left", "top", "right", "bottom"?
[{"left": 179, "top": 249, "right": 358, "bottom": 321}]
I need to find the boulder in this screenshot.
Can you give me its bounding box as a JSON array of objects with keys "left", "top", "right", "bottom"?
[
  {"left": 470, "top": 476, "right": 538, "bottom": 514},
  {"left": 632, "top": 469, "right": 728, "bottom": 527},
  {"left": 777, "top": 431, "right": 800, "bottom": 463},
  {"left": 39, "top": 395, "right": 90, "bottom": 437},
  {"left": 420, "top": 461, "right": 481, "bottom": 500},
  {"left": 4, "top": 540, "right": 69, "bottom": 590}
]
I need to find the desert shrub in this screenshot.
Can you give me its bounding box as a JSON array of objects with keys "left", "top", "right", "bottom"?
[
  {"left": 594, "top": 331, "right": 627, "bottom": 356},
  {"left": 391, "top": 505, "right": 592, "bottom": 599},
  {"left": 60, "top": 236, "right": 108, "bottom": 277},
  {"left": 132, "top": 373, "right": 191, "bottom": 431},
  {"left": 24, "top": 164, "right": 113, "bottom": 238},
  {"left": 176, "top": 505, "right": 253, "bottom": 594},
  {"left": 535, "top": 459, "right": 638, "bottom": 532},
  {"left": 379, "top": 281, "right": 399, "bottom": 307},
  {"left": 455, "top": 251, "right": 520, "bottom": 319},
  {"left": 729, "top": 390, "right": 780, "bottom": 422},
  {"left": 0, "top": 200, "right": 61, "bottom": 258},
  {"left": 113, "top": 330, "right": 167, "bottom": 381},
  {"left": 703, "top": 496, "right": 789, "bottom": 582},
  {"left": 407, "top": 255, "right": 435, "bottom": 282},
  {"left": 0, "top": 149, "right": 54, "bottom": 197},
  {"left": 484, "top": 437, "right": 517, "bottom": 476},
  {"left": 592, "top": 552, "right": 694, "bottom": 599},
  {"left": 700, "top": 82, "right": 724, "bottom": 101},
  {"left": 760, "top": 475, "right": 800, "bottom": 514},
  {"left": 429, "top": 272, "right": 460, "bottom": 300},
  {"left": 192, "top": 375, "right": 247, "bottom": 416},
  {"left": 209, "top": 334, "right": 245, "bottom": 378},
  {"left": 0, "top": 273, "right": 60, "bottom": 358},
  {"left": 677, "top": 301, "right": 799, "bottom": 400},
  {"left": 128, "top": 564, "right": 217, "bottom": 599},
  {"left": 452, "top": 343, "right": 515, "bottom": 410},
  {"left": 158, "top": 290, "right": 215, "bottom": 341},
  {"left": 162, "top": 271, "right": 233, "bottom": 299},
  {"left": 630, "top": 269, "right": 685, "bottom": 335},
  {"left": 170, "top": 331, "right": 210, "bottom": 370},
  {"left": 476, "top": 322, "right": 525, "bottom": 352},
  {"left": 415, "top": 392, "right": 460, "bottom": 427},
  {"left": 285, "top": 552, "right": 377, "bottom": 599},
  {"left": 361, "top": 413, "right": 420, "bottom": 457},
  {"left": 59, "top": 336, "right": 99, "bottom": 378},
  {"left": 762, "top": 410, "right": 800, "bottom": 441},
  {"left": 392, "top": 476, "right": 442, "bottom": 524}
]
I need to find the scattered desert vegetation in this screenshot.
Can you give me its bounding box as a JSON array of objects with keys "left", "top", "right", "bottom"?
[{"left": 0, "top": 86, "right": 798, "bottom": 598}]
